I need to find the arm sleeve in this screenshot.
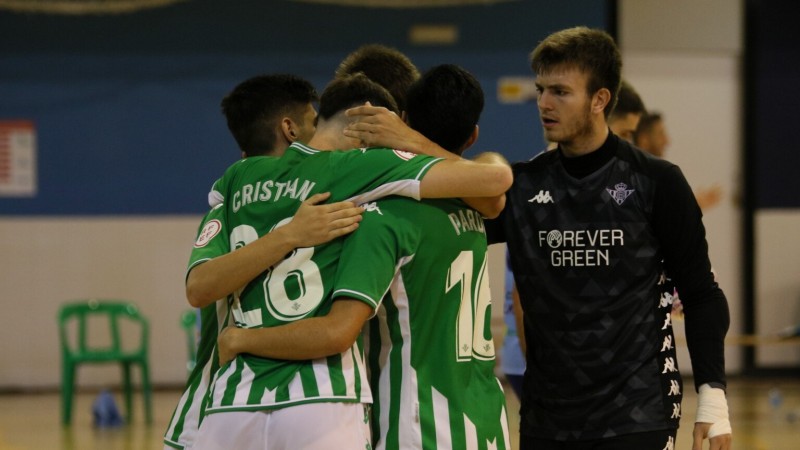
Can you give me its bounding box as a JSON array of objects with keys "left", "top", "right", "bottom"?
[
  {"left": 652, "top": 165, "right": 730, "bottom": 391},
  {"left": 485, "top": 208, "right": 507, "bottom": 245},
  {"left": 186, "top": 205, "right": 230, "bottom": 280},
  {"left": 331, "top": 202, "right": 416, "bottom": 314},
  {"left": 334, "top": 149, "right": 443, "bottom": 204}
]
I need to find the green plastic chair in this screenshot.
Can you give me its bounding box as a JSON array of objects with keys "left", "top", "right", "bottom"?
[
  {"left": 58, "top": 299, "right": 152, "bottom": 425},
  {"left": 180, "top": 309, "right": 199, "bottom": 373}
]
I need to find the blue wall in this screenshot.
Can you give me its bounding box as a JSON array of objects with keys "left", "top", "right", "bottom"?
[{"left": 0, "top": 0, "right": 609, "bottom": 214}]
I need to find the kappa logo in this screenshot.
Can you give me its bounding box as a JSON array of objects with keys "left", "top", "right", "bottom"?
[
  {"left": 606, "top": 182, "right": 635, "bottom": 205},
  {"left": 528, "top": 190, "right": 554, "bottom": 204},
  {"left": 361, "top": 201, "right": 383, "bottom": 215}
]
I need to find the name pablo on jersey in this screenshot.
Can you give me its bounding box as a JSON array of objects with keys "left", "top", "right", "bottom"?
[
  {"left": 231, "top": 177, "right": 316, "bottom": 212},
  {"left": 448, "top": 208, "right": 486, "bottom": 236},
  {"left": 538, "top": 228, "right": 624, "bottom": 267}
]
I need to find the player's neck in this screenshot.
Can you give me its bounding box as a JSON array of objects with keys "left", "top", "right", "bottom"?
[
  {"left": 560, "top": 121, "right": 609, "bottom": 158},
  {"left": 308, "top": 122, "right": 360, "bottom": 151}
]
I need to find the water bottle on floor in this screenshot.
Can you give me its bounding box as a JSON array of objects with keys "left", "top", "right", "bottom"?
[{"left": 92, "top": 389, "right": 124, "bottom": 427}]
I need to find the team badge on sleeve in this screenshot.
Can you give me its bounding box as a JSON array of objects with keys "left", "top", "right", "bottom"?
[
  {"left": 194, "top": 220, "right": 221, "bottom": 248},
  {"left": 392, "top": 149, "right": 416, "bottom": 160}
]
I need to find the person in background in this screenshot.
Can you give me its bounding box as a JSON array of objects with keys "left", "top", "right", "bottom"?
[
  {"left": 635, "top": 111, "right": 723, "bottom": 211},
  {"left": 334, "top": 43, "right": 420, "bottom": 117},
  {"left": 607, "top": 79, "right": 646, "bottom": 143},
  {"left": 634, "top": 111, "right": 669, "bottom": 157},
  {"left": 635, "top": 110, "right": 723, "bottom": 319}
]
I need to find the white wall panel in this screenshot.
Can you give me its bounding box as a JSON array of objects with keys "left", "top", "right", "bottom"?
[{"left": 0, "top": 217, "right": 199, "bottom": 388}]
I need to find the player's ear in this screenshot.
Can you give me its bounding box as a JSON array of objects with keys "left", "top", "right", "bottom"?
[
  {"left": 460, "top": 125, "right": 479, "bottom": 152},
  {"left": 592, "top": 88, "right": 611, "bottom": 115},
  {"left": 280, "top": 117, "right": 297, "bottom": 142}
]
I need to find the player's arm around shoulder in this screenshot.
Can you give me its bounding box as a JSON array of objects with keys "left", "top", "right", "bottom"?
[
  {"left": 186, "top": 193, "right": 363, "bottom": 308},
  {"left": 343, "top": 103, "right": 511, "bottom": 213},
  {"left": 343, "top": 103, "right": 512, "bottom": 192},
  {"left": 420, "top": 151, "right": 511, "bottom": 218},
  {"left": 457, "top": 151, "right": 510, "bottom": 218},
  {"left": 217, "top": 299, "right": 374, "bottom": 364},
  {"left": 420, "top": 151, "right": 511, "bottom": 198}
]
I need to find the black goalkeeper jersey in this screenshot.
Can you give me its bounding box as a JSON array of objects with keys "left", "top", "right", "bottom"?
[{"left": 487, "top": 132, "right": 729, "bottom": 440}]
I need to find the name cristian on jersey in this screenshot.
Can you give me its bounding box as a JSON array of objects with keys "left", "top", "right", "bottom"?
[
  {"left": 448, "top": 208, "right": 486, "bottom": 236},
  {"left": 232, "top": 177, "right": 316, "bottom": 212},
  {"left": 538, "top": 228, "right": 624, "bottom": 267}
]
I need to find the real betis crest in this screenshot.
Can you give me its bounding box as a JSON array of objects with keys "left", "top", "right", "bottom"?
[{"left": 606, "top": 182, "right": 635, "bottom": 205}]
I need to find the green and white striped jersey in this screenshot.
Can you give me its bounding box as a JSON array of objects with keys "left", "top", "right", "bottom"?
[
  {"left": 333, "top": 197, "right": 510, "bottom": 450},
  {"left": 204, "top": 142, "right": 442, "bottom": 414},
  {"left": 164, "top": 204, "right": 232, "bottom": 449}
]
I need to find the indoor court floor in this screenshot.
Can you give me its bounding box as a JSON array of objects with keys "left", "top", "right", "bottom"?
[{"left": 0, "top": 377, "right": 798, "bottom": 450}]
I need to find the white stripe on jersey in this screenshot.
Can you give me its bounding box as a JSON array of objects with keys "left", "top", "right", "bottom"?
[
  {"left": 344, "top": 155, "right": 441, "bottom": 205},
  {"left": 207, "top": 346, "right": 369, "bottom": 413},
  {"left": 312, "top": 356, "right": 335, "bottom": 397},
  {"left": 210, "top": 359, "right": 233, "bottom": 407},
  {"left": 286, "top": 368, "right": 306, "bottom": 400},
  {"left": 260, "top": 384, "right": 276, "bottom": 404},
  {"left": 463, "top": 409, "right": 479, "bottom": 450},
  {"left": 165, "top": 377, "right": 193, "bottom": 440},
  {"left": 396, "top": 272, "right": 423, "bottom": 450},
  {"left": 332, "top": 288, "right": 381, "bottom": 311},
  {"left": 164, "top": 394, "right": 189, "bottom": 446},
  {"left": 433, "top": 387, "right": 452, "bottom": 450},
  {"left": 347, "top": 179, "right": 421, "bottom": 205},
  {"left": 341, "top": 347, "right": 356, "bottom": 398},
  {"left": 234, "top": 362, "right": 255, "bottom": 405},
  {"left": 498, "top": 378, "right": 511, "bottom": 449},
  {"left": 164, "top": 357, "right": 212, "bottom": 446},
  {"left": 241, "top": 308, "right": 263, "bottom": 327},
  {"left": 164, "top": 301, "right": 231, "bottom": 448},
  {"left": 375, "top": 269, "right": 424, "bottom": 450},
  {"left": 290, "top": 142, "right": 321, "bottom": 155},
  {"left": 375, "top": 306, "right": 393, "bottom": 450}
]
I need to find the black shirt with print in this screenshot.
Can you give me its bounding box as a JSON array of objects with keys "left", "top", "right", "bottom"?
[{"left": 487, "top": 132, "right": 729, "bottom": 440}]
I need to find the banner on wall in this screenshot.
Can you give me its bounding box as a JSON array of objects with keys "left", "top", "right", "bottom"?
[
  {"left": 497, "top": 76, "right": 537, "bottom": 104},
  {"left": 0, "top": 120, "right": 37, "bottom": 197}
]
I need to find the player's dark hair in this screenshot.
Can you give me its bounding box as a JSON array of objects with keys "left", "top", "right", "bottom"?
[
  {"left": 610, "top": 80, "right": 646, "bottom": 119},
  {"left": 221, "top": 74, "right": 318, "bottom": 157},
  {"left": 335, "top": 44, "right": 420, "bottom": 112},
  {"left": 530, "top": 26, "right": 622, "bottom": 118},
  {"left": 318, "top": 73, "right": 399, "bottom": 121},
  {"left": 405, "top": 64, "right": 484, "bottom": 155},
  {"left": 634, "top": 111, "right": 663, "bottom": 140}
]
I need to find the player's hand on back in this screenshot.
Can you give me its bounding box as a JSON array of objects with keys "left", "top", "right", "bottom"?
[
  {"left": 217, "top": 326, "right": 241, "bottom": 366},
  {"left": 285, "top": 192, "right": 364, "bottom": 248},
  {"left": 344, "top": 102, "right": 426, "bottom": 152}
]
